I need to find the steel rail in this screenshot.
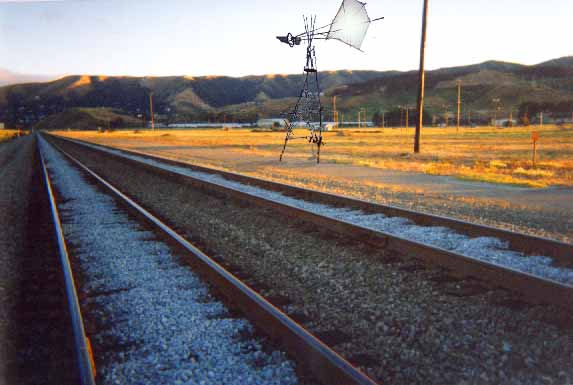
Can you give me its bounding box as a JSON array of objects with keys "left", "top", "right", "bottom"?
[
  {"left": 47, "top": 135, "right": 573, "bottom": 312},
  {"left": 46, "top": 138, "right": 377, "bottom": 385},
  {"left": 38, "top": 140, "right": 96, "bottom": 385},
  {"left": 53, "top": 135, "right": 573, "bottom": 265}
]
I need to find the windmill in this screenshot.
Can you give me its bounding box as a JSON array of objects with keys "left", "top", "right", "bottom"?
[{"left": 276, "top": 0, "right": 383, "bottom": 163}]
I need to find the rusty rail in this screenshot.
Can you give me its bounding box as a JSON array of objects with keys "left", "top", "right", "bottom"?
[
  {"left": 47, "top": 135, "right": 573, "bottom": 312},
  {"left": 39, "top": 140, "right": 96, "bottom": 385},
  {"left": 47, "top": 137, "right": 377, "bottom": 385}
]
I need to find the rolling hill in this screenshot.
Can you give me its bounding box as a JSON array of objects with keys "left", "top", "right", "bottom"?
[{"left": 1, "top": 56, "right": 572, "bottom": 129}]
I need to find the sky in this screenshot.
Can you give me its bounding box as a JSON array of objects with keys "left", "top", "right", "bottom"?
[{"left": 0, "top": 0, "right": 572, "bottom": 78}]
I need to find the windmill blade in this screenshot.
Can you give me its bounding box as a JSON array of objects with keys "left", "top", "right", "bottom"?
[{"left": 326, "top": 0, "right": 371, "bottom": 51}]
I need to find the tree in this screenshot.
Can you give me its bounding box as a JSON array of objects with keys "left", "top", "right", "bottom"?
[
  {"left": 520, "top": 111, "right": 530, "bottom": 126},
  {"left": 371, "top": 111, "right": 383, "bottom": 127},
  {"left": 110, "top": 116, "right": 124, "bottom": 129}
]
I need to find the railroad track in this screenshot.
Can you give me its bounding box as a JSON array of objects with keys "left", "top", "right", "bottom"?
[
  {"left": 2, "top": 136, "right": 82, "bottom": 384},
  {"left": 48, "top": 134, "right": 573, "bottom": 312},
  {"left": 39, "top": 134, "right": 375, "bottom": 384},
  {"left": 39, "top": 140, "right": 95, "bottom": 385}
]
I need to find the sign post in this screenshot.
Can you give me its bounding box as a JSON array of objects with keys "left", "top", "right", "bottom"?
[{"left": 532, "top": 131, "right": 539, "bottom": 168}]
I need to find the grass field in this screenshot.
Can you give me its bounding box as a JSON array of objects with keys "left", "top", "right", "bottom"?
[{"left": 56, "top": 125, "right": 573, "bottom": 188}]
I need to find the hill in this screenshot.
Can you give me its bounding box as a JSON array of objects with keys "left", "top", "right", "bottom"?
[
  {"left": 33, "top": 107, "right": 141, "bottom": 130},
  {"left": 1, "top": 56, "right": 573, "bottom": 128}
]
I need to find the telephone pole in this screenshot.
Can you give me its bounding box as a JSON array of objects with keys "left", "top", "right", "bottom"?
[
  {"left": 333, "top": 96, "right": 338, "bottom": 127},
  {"left": 414, "top": 0, "right": 429, "bottom": 153},
  {"left": 405, "top": 106, "right": 409, "bottom": 129},
  {"left": 149, "top": 91, "right": 155, "bottom": 131},
  {"left": 456, "top": 79, "right": 461, "bottom": 132}
]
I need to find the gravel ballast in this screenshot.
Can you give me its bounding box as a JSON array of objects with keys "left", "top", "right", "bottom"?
[
  {"left": 49, "top": 135, "right": 573, "bottom": 385},
  {"left": 39, "top": 137, "right": 302, "bottom": 385},
  {"left": 68, "top": 139, "right": 573, "bottom": 285},
  {"left": 1, "top": 135, "right": 78, "bottom": 384}
]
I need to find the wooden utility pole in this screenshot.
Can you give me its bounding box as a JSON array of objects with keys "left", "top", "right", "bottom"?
[
  {"left": 532, "top": 131, "right": 539, "bottom": 168},
  {"left": 358, "top": 110, "right": 361, "bottom": 128},
  {"left": 382, "top": 112, "right": 385, "bottom": 128},
  {"left": 456, "top": 79, "right": 461, "bottom": 132},
  {"left": 414, "top": 0, "right": 429, "bottom": 153},
  {"left": 405, "top": 106, "right": 409, "bottom": 129},
  {"left": 333, "top": 96, "right": 338, "bottom": 127},
  {"left": 539, "top": 111, "right": 543, "bottom": 129},
  {"left": 149, "top": 91, "right": 155, "bottom": 131}
]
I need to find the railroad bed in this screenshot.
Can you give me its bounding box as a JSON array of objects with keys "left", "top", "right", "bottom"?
[
  {"left": 1, "top": 136, "right": 80, "bottom": 384},
  {"left": 52, "top": 135, "right": 573, "bottom": 309},
  {"left": 39, "top": 136, "right": 374, "bottom": 384},
  {"left": 46, "top": 133, "right": 573, "bottom": 384}
]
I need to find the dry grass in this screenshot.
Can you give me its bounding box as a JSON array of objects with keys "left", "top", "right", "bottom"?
[
  {"left": 54, "top": 125, "right": 573, "bottom": 188},
  {"left": 0, "top": 130, "right": 25, "bottom": 143}
]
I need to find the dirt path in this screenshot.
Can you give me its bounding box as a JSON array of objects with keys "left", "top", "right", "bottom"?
[{"left": 119, "top": 143, "right": 573, "bottom": 216}]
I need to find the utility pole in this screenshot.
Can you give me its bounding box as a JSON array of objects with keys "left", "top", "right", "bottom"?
[
  {"left": 358, "top": 110, "right": 361, "bottom": 128},
  {"left": 149, "top": 91, "right": 155, "bottom": 131},
  {"left": 333, "top": 96, "right": 338, "bottom": 127},
  {"left": 405, "top": 106, "right": 409, "bottom": 129},
  {"left": 382, "top": 112, "right": 385, "bottom": 128},
  {"left": 540, "top": 111, "right": 543, "bottom": 129},
  {"left": 456, "top": 79, "right": 461, "bottom": 132},
  {"left": 414, "top": 0, "right": 429, "bottom": 153}
]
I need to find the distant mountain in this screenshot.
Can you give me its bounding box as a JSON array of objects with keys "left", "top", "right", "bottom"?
[
  {"left": 34, "top": 107, "right": 141, "bottom": 130},
  {"left": 0, "top": 68, "right": 55, "bottom": 87},
  {"left": 1, "top": 57, "right": 573, "bottom": 128}
]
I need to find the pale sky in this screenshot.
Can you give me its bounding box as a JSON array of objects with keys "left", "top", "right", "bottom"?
[{"left": 0, "top": 0, "right": 571, "bottom": 77}]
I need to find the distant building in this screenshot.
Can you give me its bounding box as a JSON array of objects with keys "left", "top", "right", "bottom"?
[
  {"left": 0, "top": 122, "right": 4, "bottom": 129},
  {"left": 257, "top": 118, "right": 286, "bottom": 128},
  {"left": 324, "top": 123, "right": 337, "bottom": 131},
  {"left": 494, "top": 119, "right": 517, "bottom": 127}
]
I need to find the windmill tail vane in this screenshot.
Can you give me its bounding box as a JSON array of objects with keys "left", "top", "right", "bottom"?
[{"left": 276, "top": 0, "right": 383, "bottom": 163}]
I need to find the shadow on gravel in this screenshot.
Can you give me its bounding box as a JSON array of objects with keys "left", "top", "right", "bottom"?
[{"left": 4, "top": 143, "right": 80, "bottom": 384}]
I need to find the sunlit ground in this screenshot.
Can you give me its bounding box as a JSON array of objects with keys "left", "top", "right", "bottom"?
[
  {"left": 55, "top": 125, "right": 573, "bottom": 188},
  {"left": 0, "top": 130, "right": 25, "bottom": 143}
]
